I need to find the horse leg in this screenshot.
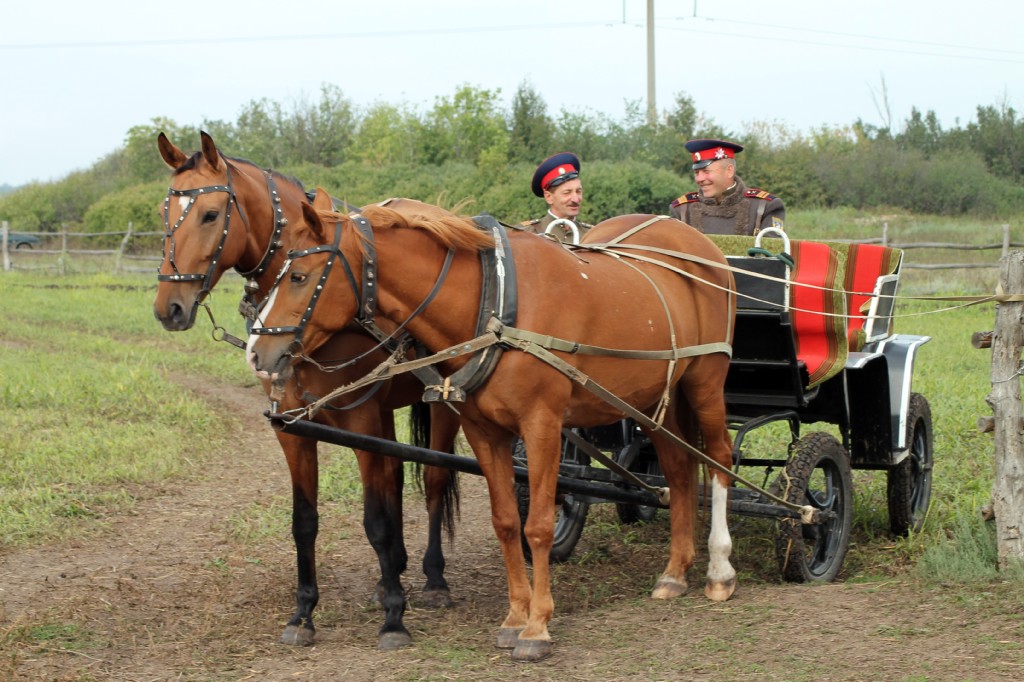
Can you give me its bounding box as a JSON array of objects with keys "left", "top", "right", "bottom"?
[
  {"left": 683, "top": 360, "right": 737, "bottom": 602},
  {"left": 413, "top": 402, "right": 460, "bottom": 608},
  {"left": 275, "top": 431, "right": 320, "bottom": 646},
  {"left": 458, "top": 420, "right": 537, "bottom": 655},
  {"left": 510, "top": 424, "right": 564, "bottom": 662},
  {"left": 646, "top": 420, "right": 697, "bottom": 601},
  {"left": 352, "top": 407, "right": 413, "bottom": 650}
]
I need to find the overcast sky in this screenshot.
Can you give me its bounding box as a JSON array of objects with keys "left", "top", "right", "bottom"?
[{"left": 2, "top": 0, "right": 1022, "bottom": 188}]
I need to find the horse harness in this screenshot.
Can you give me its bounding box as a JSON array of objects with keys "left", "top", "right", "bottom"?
[{"left": 249, "top": 210, "right": 520, "bottom": 408}]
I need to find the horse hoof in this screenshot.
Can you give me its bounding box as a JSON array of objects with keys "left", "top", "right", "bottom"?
[
  {"left": 378, "top": 630, "right": 413, "bottom": 650},
  {"left": 705, "top": 577, "right": 737, "bottom": 602},
  {"left": 496, "top": 627, "right": 523, "bottom": 649},
  {"left": 651, "top": 576, "right": 687, "bottom": 600},
  {"left": 419, "top": 587, "right": 454, "bottom": 609},
  {"left": 280, "top": 624, "right": 315, "bottom": 647},
  {"left": 511, "top": 638, "right": 552, "bottom": 662}
]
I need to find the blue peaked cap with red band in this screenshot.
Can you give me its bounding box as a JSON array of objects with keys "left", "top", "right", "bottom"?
[
  {"left": 531, "top": 152, "right": 581, "bottom": 197},
  {"left": 685, "top": 139, "right": 744, "bottom": 170}
]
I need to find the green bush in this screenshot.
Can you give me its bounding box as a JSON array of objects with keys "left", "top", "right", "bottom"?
[{"left": 82, "top": 181, "right": 166, "bottom": 240}]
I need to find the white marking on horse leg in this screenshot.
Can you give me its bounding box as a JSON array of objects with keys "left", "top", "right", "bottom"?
[{"left": 707, "top": 476, "right": 736, "bottom": 588}]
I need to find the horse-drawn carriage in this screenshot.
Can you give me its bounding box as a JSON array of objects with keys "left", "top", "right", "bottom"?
[
  {"left": 156, "top": 133, "right": 932, "bottom": 661},
  {"left": 508, "top": 228, "right": 933, "bottom": 582}
]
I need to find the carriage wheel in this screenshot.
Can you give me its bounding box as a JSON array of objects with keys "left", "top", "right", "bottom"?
[
  {"left": 775, "top": 431, "right": 853, "bottom": 583},
  {"left": 513, "top": 437, "right": 590, "bottom": 564},
  {"left": 887, "top": 393, "right": 934, "bottom": 536},
  {"left": 615, "top": 440, "right": 661, "bottom": 524}
]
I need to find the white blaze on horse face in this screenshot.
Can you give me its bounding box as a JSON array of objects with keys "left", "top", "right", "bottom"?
[
  {"left": 245, "top": 261, "right": 292, "bottom": 377},
  {"left": 177, "top": 196, "right": 190, "bottom": 214},
  {"left": 706, "top": 476, "right": 736, "bottom": 585}
]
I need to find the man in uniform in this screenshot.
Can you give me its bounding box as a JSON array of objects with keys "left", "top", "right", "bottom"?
[
  {"left": 520, "top": 151, "right": 592, "bottom": 243},
  {"left": 669, "top": 139, "right": 785, "bottom": 236}
]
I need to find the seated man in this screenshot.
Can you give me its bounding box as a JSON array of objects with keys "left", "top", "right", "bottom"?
[
  {"left": 520, "top": 151, "right": 592, "bottom": 243},
  {"left": 670, "top": 138, "right": 785, "bottom": 236}
]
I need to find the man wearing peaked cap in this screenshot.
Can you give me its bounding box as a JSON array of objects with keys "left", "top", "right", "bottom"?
[
  {"left": 520, "top": 151, "right": 592, "bottom": 243},
  {"left": 669, "top": 138, "right": 785, "bottom": 236}
]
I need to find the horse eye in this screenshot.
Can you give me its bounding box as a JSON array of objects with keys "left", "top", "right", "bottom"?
[
  {"left": 202, "top": 210, "right": 219, "bottom": 223},
  {"left": 290, "top": 272, "right": 308, "bottom": 284}
]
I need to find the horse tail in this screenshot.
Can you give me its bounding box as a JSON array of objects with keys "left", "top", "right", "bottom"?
[
  {"left": 409, "top": 402, "right": 462, "bottom": 543},
  {"left": 410, "top": 400, "right": 431, "bottom": 449}
]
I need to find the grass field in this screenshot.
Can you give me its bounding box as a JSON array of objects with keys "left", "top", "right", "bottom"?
[{"left": 0, "top": 218, "right": 1016, "bottom": 579}]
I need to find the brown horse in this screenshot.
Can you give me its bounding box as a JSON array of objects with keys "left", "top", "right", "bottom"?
[
  {"left": 152, "top": 133, "right": 462, "bottom": 650},
  {"left": 247, "top": 190, "right": 738, "bottom": 661}
]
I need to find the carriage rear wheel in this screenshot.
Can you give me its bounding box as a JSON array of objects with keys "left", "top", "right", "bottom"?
[
  {"left": 775, "top": 431, "right": 853, "bottom": 583},
  {"left": 513, "top": 437, "right": 590, "bottom": 564},
  {"left": 887, "top": 393, "right": 934, "bottom": 535}
]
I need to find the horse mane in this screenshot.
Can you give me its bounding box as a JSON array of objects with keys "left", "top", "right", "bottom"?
[
  {"left": 172, "top": 152, "right": 306, "bottom": 193},
  {"left": 358, "top": 205, "right": 494, "bottom": 252}
]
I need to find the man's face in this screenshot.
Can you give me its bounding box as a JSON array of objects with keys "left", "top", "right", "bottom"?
[
  {"left": 543, "top": 178, "right": 583, "bottom": 219},
  {"left": 693, "top": 160, "right": 735, "bottom": 200}
]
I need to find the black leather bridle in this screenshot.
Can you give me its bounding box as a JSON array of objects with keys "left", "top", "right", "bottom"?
[
  {"left": 158, "top": 163, "right": 288, "bottom": 304},
  {"left": 249, "top": 212, "right": 456, "bottom": 361}
]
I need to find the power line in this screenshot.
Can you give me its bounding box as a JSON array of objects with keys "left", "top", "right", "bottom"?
[
  {"left": 0, "top": 21, "right": 617, "bottom": 50},
  {"left": 657, "top": 21, "right": 1024, "bottom": 65},
  {"left": 2, "top": 14, "right": 1021, "bottom": 66},
  {"left": 698, "top": 15, "right": 1024, "bottom": 58}
]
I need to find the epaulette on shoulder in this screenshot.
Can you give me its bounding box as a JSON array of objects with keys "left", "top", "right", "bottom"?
[
  {"left": 670, "top": 191, "right": 700, "bottom": 208},
  {"left": 518, "top": 218, "right": 541, "bottom": 227},
  {"left": 745, "top": 188, "right": 777, "bottom": 201}
]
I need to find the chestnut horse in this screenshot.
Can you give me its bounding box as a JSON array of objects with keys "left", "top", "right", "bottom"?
[
  {"left": 152, "top": 133, "right": 462, "bottom": 649},
  {"left": 247, "top": 190, "right": 737, "bottom": 661}
]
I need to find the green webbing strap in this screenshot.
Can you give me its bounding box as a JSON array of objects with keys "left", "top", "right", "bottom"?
[{"left": 497, "top": 325, "right": 732, "bottom": 360}]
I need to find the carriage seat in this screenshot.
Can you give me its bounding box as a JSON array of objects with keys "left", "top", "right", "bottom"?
[{"left": 709, "top": 234, "right": 848, "bottom": 391}]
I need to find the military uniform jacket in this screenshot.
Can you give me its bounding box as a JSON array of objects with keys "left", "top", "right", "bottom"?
[
  {"left": 669, "top": 177, "right": 785, "bottom": 236},
  {"left": 519, "top": 212, "right": 592, "bottom": 244}
]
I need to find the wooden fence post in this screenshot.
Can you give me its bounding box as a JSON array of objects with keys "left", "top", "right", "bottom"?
[
  {"left": 988, "top": 251, "right": 1024, "bottom": 570},
  {"left": 1002, "top": 223, "right": 1011, "bottom": 259}
]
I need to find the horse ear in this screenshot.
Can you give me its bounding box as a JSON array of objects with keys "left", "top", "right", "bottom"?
[
  {"left": 199, "top": 131, "right": 223, "bottom": 171},
  {"left": 311, "top": 187, "right": 334, "bottom": 212},
  {"left": 301, "top": 201, "right": 328, "bottom": 241},
  {"left": 157, "top": 132, "right": 188, "bottom": 170}
]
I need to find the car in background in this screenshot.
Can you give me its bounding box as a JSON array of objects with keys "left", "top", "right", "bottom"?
[{"left": 6, "top": 232, "right": 41, "bottom": 249}]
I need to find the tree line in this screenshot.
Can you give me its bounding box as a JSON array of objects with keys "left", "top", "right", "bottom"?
[{"left": 2, "top": 82, "right": 1023, "bottom": 235}]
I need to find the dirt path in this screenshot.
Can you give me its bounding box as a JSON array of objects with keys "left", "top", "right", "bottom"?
[{"left": 2, "top": 379, "right": 1022, "bottom": 681}]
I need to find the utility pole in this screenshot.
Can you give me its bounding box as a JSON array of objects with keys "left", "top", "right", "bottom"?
[{"left": 647, "top": 0, "right": 656, "bottom": 125}]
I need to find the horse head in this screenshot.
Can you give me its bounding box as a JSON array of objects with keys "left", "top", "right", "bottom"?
[
  {"left": 153, "top": 132, "right": 305, "bottom": 332},
  {"left": 246, "top": 189, "right": 364, "bottom": 384}
]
